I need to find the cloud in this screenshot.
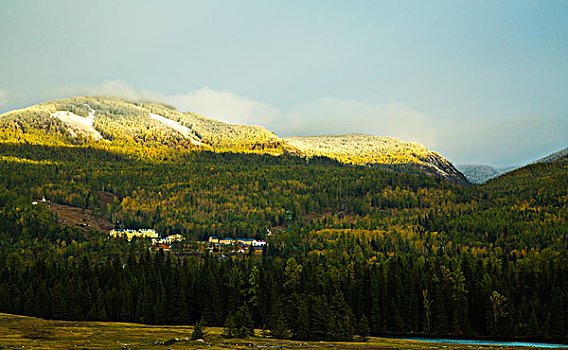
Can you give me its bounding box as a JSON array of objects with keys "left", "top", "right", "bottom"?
[
  {"left": 44, "top": 80, "right": 163, "bottom": 104},
  {"left": 0, "top": 90, "right": 7, "bottom": 109},
  {"left": 435, "top": 115, "right": 568, "bottom": 166},
  {"left": 167, "top": 87, "right": 281, "bottom": 126},
  {"left": 43, "top": 81, "right": 280, "bottom": 126},
  {"left": 278, "top": 98, "right": 438, "bottom": 147}
]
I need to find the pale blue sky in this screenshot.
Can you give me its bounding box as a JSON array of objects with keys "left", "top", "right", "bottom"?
[{"left": 1, "top": 0, "right": 567, "bottom": 166}]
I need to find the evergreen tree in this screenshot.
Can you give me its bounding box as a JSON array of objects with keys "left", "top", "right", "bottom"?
[
  {"left": 270, "top": 310, "right": 290, "bottom": 339},
  {"left": 356, "top": 314, "right": 370, "bottom": 341},
  {"left": 223, "top": 313, "right": 236, "bottom": 338},
  {"left": 191, "top": 319, "right": 205, "bottom": 340},
  {"left": 490, "top": 291, "right": 508, "bottom": 335},
  {"left": 234, "top": 303, "right": 254, "bottom": 338},
  {"left": 293, "top": 299, "right": 310, "bottom": 340}
]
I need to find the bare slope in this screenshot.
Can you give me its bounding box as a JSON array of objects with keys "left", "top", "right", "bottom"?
[{"left": 285, "top": 134, "right": 469, "bottom": 185}]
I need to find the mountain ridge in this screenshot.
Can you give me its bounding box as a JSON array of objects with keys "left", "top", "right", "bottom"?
[
  {"left": 285, "top": 134, "right": 469, "bottom": 185},
  {"left": 0, "top": 96, "right": 468, "bottom": 184},
  {"left": 458, "top": 146, "right": 568, "bottom": 184},
  {"left": 531, "top": 147, "right": 568, "bottom": 164}
]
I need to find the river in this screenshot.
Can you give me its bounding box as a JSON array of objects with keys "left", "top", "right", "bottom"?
[{"left": 385, "top": 336, "right": 568, "bottom": 348}]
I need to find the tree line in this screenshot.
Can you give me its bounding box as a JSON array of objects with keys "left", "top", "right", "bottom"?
[
  {"left": 0, "top": 132, "right": 566, "bottom": 341},
  {"left": 0, "top": 245, "right": 567, "bottom": 341}
]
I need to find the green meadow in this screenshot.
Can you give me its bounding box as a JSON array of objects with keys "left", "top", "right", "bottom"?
[{"left": 1, "top": 313, "right": 562, "bottom": 350}]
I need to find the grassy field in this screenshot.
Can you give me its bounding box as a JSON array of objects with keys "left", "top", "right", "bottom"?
[{"left": 1, "top": 313, "right": 564, "bottom": 350}]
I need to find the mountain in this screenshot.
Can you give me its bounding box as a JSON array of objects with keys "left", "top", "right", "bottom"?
[
  {"left": 456, "top": 165, "right": 502, "bottom": 184},
  {"left": 458, "top": 146, "right": 568, "bottom": 184},
  {"left": 482, "top": 148, "right": 568, "bottom": 203},
  {"left": 285, "top": 134, "right": 469, "bottom": 185},
  {"left": 0, "top": 96, "right": 467, "bottom": 184},
  {"left": 0, "top": 96, "right": 288, "bottom": 153},
  {"left": 1, "top": 98, "right": 568, "bottom": 342},
  {"left": 455, "top": 164, "right": 519, "bottom": 184},
  {"left": 532, "top": 147, "right": 568, "bottom": 164}
]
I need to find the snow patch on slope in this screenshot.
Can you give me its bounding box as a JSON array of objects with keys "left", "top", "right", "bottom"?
[
  {"left": 51, "top": 110, "right": 103, "bottom": 140},
  {"left": 149, "top": 113, "right": 202, "bottom": 146}
]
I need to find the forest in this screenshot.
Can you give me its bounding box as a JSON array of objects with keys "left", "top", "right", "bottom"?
[{"left": 0, "top": 113, "right": 567, "bottom": 342}]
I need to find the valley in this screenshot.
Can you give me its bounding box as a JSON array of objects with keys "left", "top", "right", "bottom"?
[
  {"left": 0, "top": 97, "right": 566, "bottom": 345},
  {"left": 2, "top": 1, "right": 566, "bottom": 348}
]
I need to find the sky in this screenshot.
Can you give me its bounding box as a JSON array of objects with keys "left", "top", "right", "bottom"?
[{"left": 0, "top": 0, "right": 567, "bottom": 167}]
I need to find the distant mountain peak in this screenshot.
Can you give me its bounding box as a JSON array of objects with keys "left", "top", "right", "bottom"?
[{"left": 456, "top": 165, "right": 505, "bottom": 184}]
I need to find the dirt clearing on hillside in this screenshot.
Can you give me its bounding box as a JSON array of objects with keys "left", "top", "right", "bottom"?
[{"left": 40, "top": 192, "right": 115, "bottom": 233}]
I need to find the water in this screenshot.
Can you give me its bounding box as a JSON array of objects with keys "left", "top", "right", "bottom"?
[{"left": 385, "top": 336, "right": 568, "bottom": 348}]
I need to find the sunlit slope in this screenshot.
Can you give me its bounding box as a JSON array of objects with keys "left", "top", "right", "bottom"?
[
  {"left": 285, "top": 134, "right": 469, "bottom": 185},
  {"left": 0, "top": 96, "right": 286, "bottom": 153},
  {"left": 1, "top": 97, "right": 468, "bottom": 183}
]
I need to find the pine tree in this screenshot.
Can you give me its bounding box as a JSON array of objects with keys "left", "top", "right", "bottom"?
[
  {"left": 191, "top": 319, "right": 205, "bottom": 340},
  {"left": 356, "top": 314, "right": 370, "bottom": 341},
  {"left": 422, "top": 289, "right": 432, "bottom": 333},
  {"left": 96, "top": 288, "right": 108, "bottom": 321},
  {"left": 293, "top": 299, "right": 310, "bottom": 340},
  {"left": 87, "top": 306, "right": 97, "bottom": 321},
  {"left": 490, "top": 291, "right": 508, "bottom": 335},
  {"left": 549, "top": 288, "right": 565, "bottom": 338},
  {"left": 270, "top": 310, "right": 290, "bottom": 339},
  {"left": 223, "top": 313, "right": 236, "bottom": 338},
  {"left": 234, "top": 303, "right": 254, "bottom": 338},
  {"left": 35, "top": 282, "right": 50, "bottom": 319},
  {"left": 21, "top": 286, "right": 34, "bottom": 316}
]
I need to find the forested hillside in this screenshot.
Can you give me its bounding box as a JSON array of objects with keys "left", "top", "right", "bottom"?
[
  {"left": 0, "top": 98, "right": 567, "bottom": 342},
  {"left": 285, "top": 134, "right": 469, "bottom": 185},
  {"left": 0, "top": 96, "right": 287, "bottom": 154},
  {"left": 1, "top": 97, "right": 469, "bottom": 182}
]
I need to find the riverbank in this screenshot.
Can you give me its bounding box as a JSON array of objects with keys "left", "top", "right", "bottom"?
[
  {"left": 1, "top": 313, "right": 567, "bottom": 349},
  {"left": 384, "top": 335, "right": 568, "bottom": 348}
]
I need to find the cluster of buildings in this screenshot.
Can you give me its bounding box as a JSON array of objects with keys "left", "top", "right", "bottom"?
[
  {"left": 208, "top": 236, "right": 266, "bottom": 249},
  {"left": 151, "top": 234, "right": 184, "bottom": 245},
  {"left": 109, "top": 229, "right": 184, "bottom": 246},
  {"left": 108, "top": 229, "right": 266, "bottom": 256},
  {"left": 109, "top": 228, "right": 159, "bottom": 241}
]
